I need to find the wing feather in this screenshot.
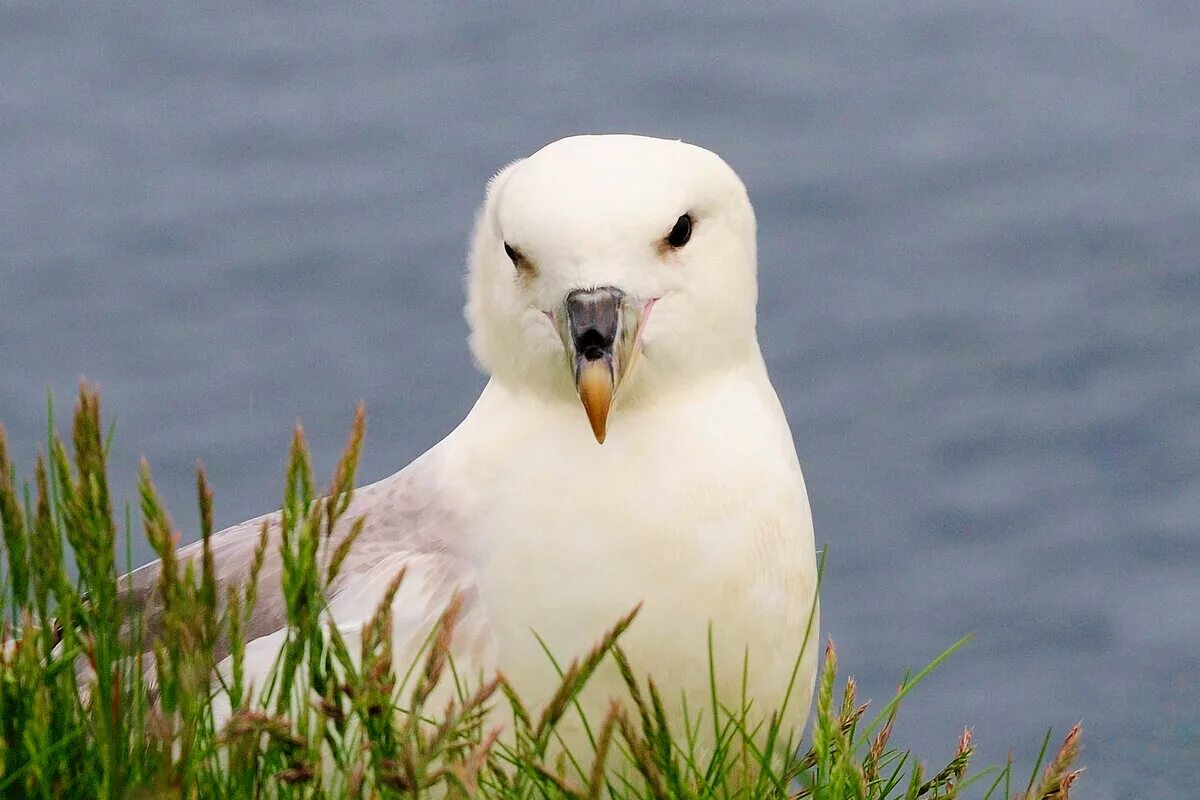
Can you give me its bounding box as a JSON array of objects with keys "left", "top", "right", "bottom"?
[{"left": 120, "top": 448, "right": 474, "bottom": 660}]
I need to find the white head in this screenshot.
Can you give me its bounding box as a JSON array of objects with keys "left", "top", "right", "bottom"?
[{"left": 466, "top": 134, "right": 759, "bottom": 442}]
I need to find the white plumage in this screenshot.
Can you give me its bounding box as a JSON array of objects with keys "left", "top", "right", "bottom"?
[{"left": 149, "top": 134, "right": 818, "bottom": 757}]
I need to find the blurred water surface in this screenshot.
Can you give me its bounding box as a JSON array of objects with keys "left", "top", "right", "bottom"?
[{"left": 2, "top": 3, "right": 1198, "bottom": 796}]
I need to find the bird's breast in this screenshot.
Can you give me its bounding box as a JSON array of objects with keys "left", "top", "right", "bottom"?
[{"left": 465, "top": 372, "right": 817, "bottom": 730}]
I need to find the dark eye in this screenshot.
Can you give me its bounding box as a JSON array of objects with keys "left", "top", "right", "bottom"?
[
  {"left": 666, "top": 214, "right": 693, "bottom": 248},
  {"left": 503, "top": 242, "right": 520, "bottom": 264}
]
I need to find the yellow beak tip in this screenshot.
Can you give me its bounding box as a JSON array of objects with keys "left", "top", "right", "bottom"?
[{"left": 577, "top": 360, "right": 614, "bottom": 445}]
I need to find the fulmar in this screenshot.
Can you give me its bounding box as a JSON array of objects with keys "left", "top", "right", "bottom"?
[{"left": 124, "top": 133, "right": 819, "bottom": 759}]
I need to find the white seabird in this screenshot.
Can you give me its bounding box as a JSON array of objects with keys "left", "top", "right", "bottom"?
[{"left": 128, "top": 133, "right": 818, "bottom": 758}]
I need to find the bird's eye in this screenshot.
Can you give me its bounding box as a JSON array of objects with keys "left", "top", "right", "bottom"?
[
  {"left": 666, "top": 214, "right": 693, "bottom": 248},
  {"left": 503, "top": 242, "right": 520, "bottom": 264}
]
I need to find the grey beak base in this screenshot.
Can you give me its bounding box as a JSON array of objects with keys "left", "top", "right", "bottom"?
[{"left": 566, "top": 286, "right": 624, "bottom": 361}]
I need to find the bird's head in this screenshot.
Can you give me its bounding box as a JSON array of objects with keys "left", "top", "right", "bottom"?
[{"left": 466, "top": 134, "right": 758, "bottom": 443}]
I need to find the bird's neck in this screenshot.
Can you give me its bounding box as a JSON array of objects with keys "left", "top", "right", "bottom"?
[{"left": 438, "top": 349, "right": 790, "bottom": 495}]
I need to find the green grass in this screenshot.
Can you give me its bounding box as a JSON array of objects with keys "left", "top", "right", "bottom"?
[{"left": 0, "top": 384, "right": 1083, "bottom": 799}]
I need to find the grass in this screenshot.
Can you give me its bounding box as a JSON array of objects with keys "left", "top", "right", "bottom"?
[{"left": 0, "top": 384, "right": 1083, "bottom": 799}]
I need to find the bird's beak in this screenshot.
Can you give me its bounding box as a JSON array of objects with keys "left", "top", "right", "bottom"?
[{"left": 559, "top": 287, "right": 643, "bottom": 444}]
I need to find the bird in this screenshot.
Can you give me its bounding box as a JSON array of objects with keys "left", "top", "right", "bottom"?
[{"left": 124, "top": 133, "right": 818, "bottom": 763}]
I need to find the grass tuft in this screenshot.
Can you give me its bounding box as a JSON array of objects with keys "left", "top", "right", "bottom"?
[{"left": 0, "top": 385, "right": 1083, "bottom": 798}]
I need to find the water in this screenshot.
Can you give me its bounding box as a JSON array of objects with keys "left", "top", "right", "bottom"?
[{"left": 2, "top": 3, "right": 1197, "bottom": 795}]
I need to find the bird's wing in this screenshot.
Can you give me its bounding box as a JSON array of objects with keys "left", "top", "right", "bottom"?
[{"left": 120, "top": 446, "right": 477, "bottom": 661}]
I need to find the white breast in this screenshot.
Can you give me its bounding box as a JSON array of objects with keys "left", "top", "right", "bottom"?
[{"left": 461, "top": 360, "right": 818, "bottom": 752}]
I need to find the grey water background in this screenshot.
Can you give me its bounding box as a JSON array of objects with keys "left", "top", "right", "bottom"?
[{"left": 2, "top": 2, "right": 1197, "bottom": 795}]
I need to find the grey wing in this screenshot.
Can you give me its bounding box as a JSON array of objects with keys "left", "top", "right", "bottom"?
[
  {"left": 120, "top": 510, "right": 286, "bottom": 656},
  {"left": 120, "top": 449, "right": 470, "bottom": 660}
]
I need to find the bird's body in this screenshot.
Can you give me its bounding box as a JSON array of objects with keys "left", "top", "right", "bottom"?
[{"left": 130, "top": 134, "right": 818, "bottom": 760}]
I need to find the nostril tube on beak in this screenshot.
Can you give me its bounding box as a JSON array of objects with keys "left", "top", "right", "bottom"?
[
  {"left": 566, "top": 287, "right": 623, "bottom": 358},
  {"left": 575, "top": 328, "right": 613, "bottom": 361}
]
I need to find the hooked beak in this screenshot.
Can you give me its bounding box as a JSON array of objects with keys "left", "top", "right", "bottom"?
[{"left": 559, "top": 287, "right": 644, "bottom": 443}]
